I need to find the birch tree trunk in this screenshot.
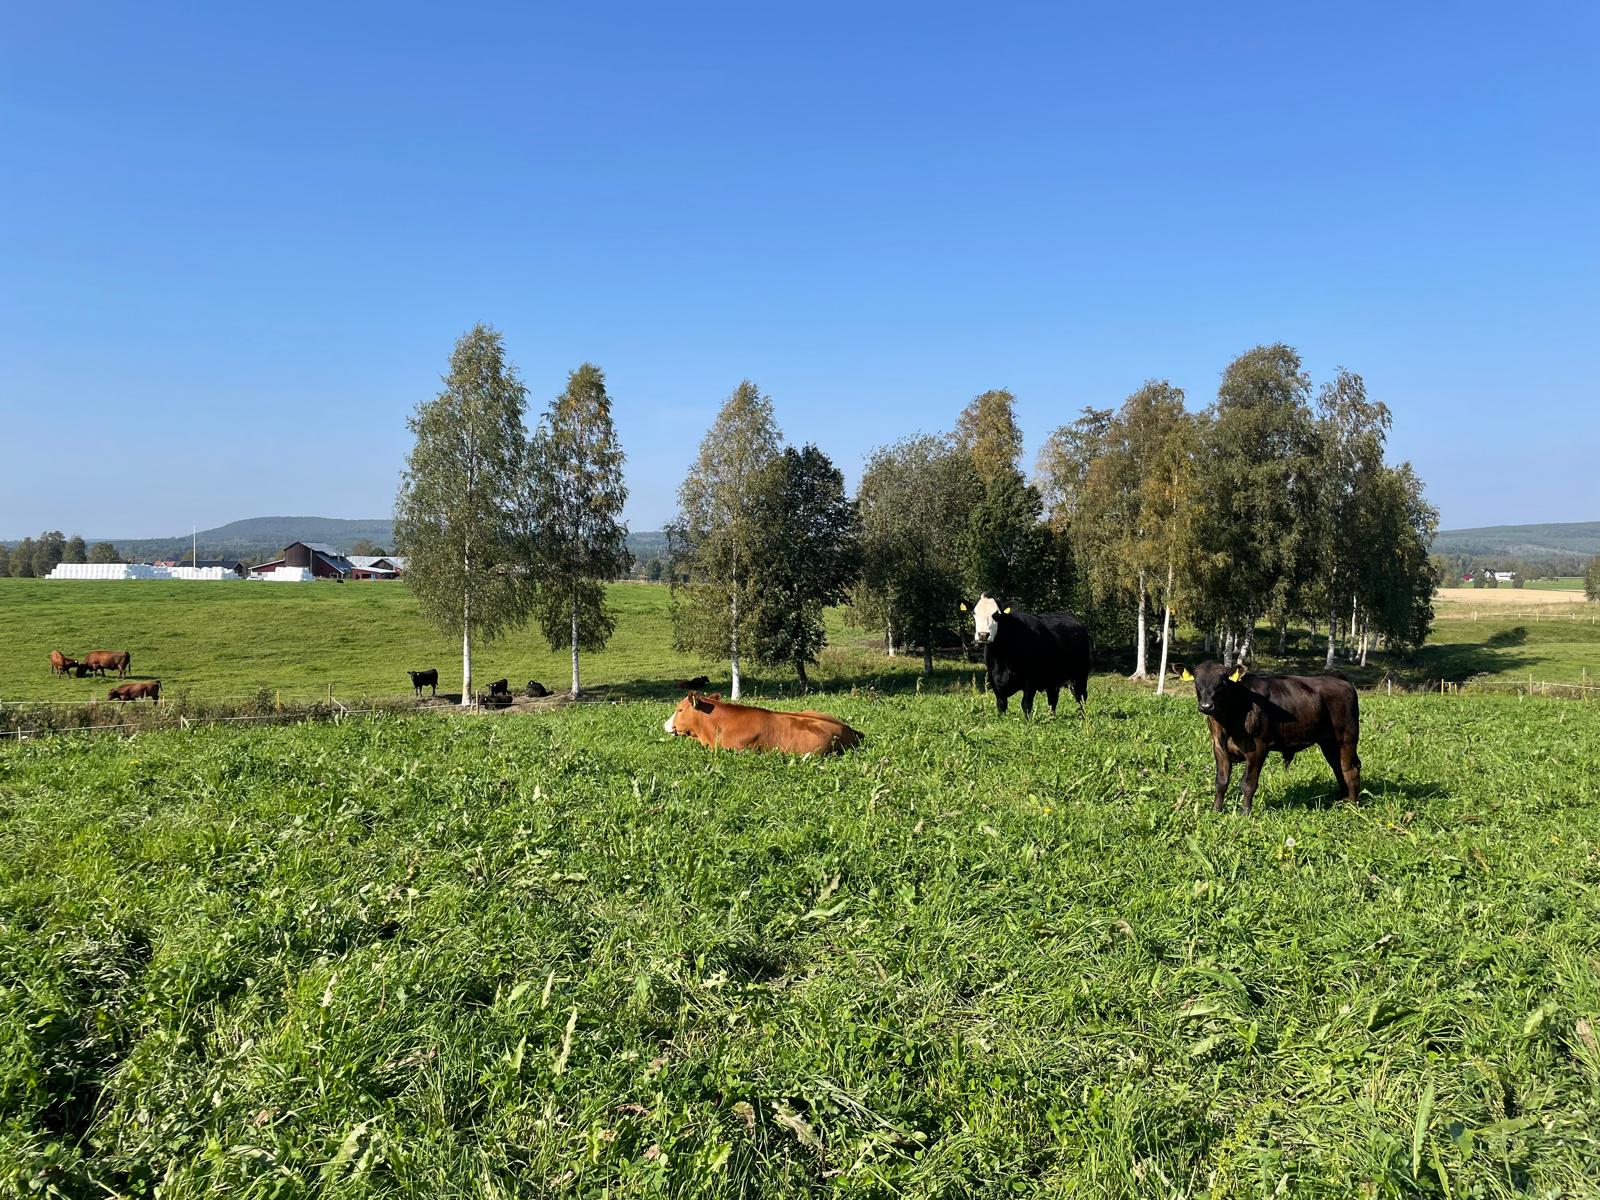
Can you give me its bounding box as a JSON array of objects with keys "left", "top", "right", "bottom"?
[
  {"left": 460, "top": 541, "right": 473, "bottom": 707},
  {"left": 886, "top": 620, "right": 895, "bottom": 657},
  {"left": 569, "top": 592, "right": 581, "bottom": 698},
  {"left": 461, "top": 595, "right": 472, "bottom": 706},
  {"left": 1130, "top": 571, "right": 1148, "bottom": 679},
  {"left": 730, "top": 566, "right": 742, "bottom": 700},
  {"left": 1155, "top": 560, "right": 1174, "bottom": 695},
  {"left": 1326, "top": 604, "right": 1338, "bottom": 668}
]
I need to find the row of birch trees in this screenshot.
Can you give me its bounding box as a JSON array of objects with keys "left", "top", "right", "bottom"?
[
  {"left": 394, "top": 325, "right": 629, "bottom": 705},
  {"left": 394, "top": 328, "right": 1438, "bottom": 701}
]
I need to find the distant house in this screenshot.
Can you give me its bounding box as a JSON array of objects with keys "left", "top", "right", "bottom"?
[
  {"left": 347, "top": 554, "right": 408, "bottom": 580},
  {"left": 249, "top": 542, "right": 356, "bottom": 580}
]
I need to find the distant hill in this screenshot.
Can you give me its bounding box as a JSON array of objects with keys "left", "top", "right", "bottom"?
[{"left": 1432, "top": 521, "right": 1600, "bottom": 561}]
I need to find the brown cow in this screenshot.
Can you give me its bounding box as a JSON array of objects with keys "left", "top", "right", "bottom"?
[
  {"left": 1187, "top": 661, "right": 1361, "bottom": 815},
  {"left": 84, "top": 650, "right": 132, "bottom": 678},
  {"left": 50, "top": 650, "right": 79, "bottom": 676},
  {"left": 109, "top": 680, "right": 160, "bottom": 702},
  {"left": 663, "top": 692, "right": 862, "bottom": 755}
]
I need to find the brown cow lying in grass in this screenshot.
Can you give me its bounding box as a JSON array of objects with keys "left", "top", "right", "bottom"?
[
  {"left": 108, "top": 680, "right": 160, "bottom": 702},
  {"left": 664, "top": 693, "right": 862, "bottom": 755}
]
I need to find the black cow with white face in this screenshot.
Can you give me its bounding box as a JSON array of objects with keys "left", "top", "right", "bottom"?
[
  {"left": 1186, "top": 660, "right": 1362, "bottom": 815},
  {"left": 962, "top": 594, "right": 1090, "bottom": 718}
]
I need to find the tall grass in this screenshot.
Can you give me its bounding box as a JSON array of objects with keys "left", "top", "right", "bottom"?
[{"left": 2, "top": 692, "right": 1597, "bottom": 1196}]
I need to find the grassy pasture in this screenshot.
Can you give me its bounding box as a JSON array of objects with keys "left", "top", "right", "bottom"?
[
  {"left": 2, "top": 691, "right": 1598, "bottom": 1196},
  {"left": 0, "top": 580, "right": 970, "bottom": 708},
  {"left": 1523, "top": 578, "right": 1584, "bottom": 591},
  {"left": 4, "top": 580, "right": 1599, "bottom": 714}
]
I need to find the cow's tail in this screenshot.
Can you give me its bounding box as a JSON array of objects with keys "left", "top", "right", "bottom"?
[{"left": 123, "top": 651, "right": 132, "bottom": 678}]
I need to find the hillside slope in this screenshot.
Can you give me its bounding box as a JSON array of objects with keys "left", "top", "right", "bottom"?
[{"left": 1432, "top": 520, "right": 1600, "bottom": 559}]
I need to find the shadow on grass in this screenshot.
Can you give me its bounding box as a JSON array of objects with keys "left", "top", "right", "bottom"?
[{"left": 1268, "top": 774, "right": 1450, "bottom": 811}]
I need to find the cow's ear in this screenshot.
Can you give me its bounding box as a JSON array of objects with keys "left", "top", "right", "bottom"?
[
  {"left": 1229, "top": 666, "right": 1243, "bottom": 682},
  {"left": 1180, "top": 667, "right": 1193, "bottom": 682},
  {"left": 959, "top": 602, "right": 968, "bottom": 612}
]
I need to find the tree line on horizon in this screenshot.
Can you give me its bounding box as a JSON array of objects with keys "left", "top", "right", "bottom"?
[
  {"left": 394, "top": 330, "right": 1444, "bottom": 701},
  {"left": 0, "top": 533, "right": 122, "bottom": 577}
]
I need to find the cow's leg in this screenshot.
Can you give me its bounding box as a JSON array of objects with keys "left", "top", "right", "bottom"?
[
  {"left": 1046, "top": 686, "right": 1060, "bottom": 715},
  {"left": 1238, "top": 750, "right": 1268, "bottom": 816},
  {"left": 994, "top": 688, "right": 1009, "bottom": 715},
  {"left": 1211, "top": 741, "right": 1232, "bottom": 811},
  {"left": 1340, "top": 743, "right": 1362, "bottom": 803},
  {"left": 1021, "top": 689, "right": 1036, "bottom": 717}
]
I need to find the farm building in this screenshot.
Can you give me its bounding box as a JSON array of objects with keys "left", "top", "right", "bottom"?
[
  {"left": 248, "top": 542, "right": 357, "bottom": 580},
  {"left": 348, "top": 555, "right": 407, "bottom": 579}
]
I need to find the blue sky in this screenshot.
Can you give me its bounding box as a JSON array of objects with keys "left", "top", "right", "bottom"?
[{"left": 3, "top": 1, "right": 1596, "bottom": 538}]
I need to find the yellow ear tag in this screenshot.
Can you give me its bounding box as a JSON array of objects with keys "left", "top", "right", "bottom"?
[
  {"left": 1229, "top": 666, "right": 1243, "bottom": 682},
  {"left": 959, "top": 602, "right": 968, "bottom": 612},
  {"left": 1180, "top": 668, "right": 1193, "bottom": 682},
  {"left": 1004, "top": 606, "right": 1012, "bottom": 614}
]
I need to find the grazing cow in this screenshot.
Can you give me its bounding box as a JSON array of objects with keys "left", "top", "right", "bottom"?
[
  {"left": 663, "top": 693, "right": 862, "bottom": 755},
  {"left": 83, "top": 650, "right": 132, "bottom": 679},
  {"left": 408, "top": 669, "right": 438, "bottom": 697},
  {"left": 1185, "top": 661, "right": 1362, "bottom": 815},
  {"left": 50, "top": 650, "right": 78, "bottom": 676},
  {"left": 74, "top": 663, "right": 92, "bottom": 678},
  {"left": 672, "top": 675, "right": 711, "bottom": 691},
  {"left": 962, "top": 595, "right": 1090, "bottom": 717},
  {"left": 488, "top": 678, "right": 509, "bottom": 696},
  {"left": 108, "top": 680, "right": 160, "bottom": 702},
  {"left": 526, "top": 680, "right": 550, "bottom": 698}
]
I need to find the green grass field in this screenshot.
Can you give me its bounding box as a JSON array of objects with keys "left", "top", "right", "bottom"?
[
  {"left": 4, "top": 580, "right": 1598, "bottom": 711},
  {"left": 4, "top": 578, "right": 1599, "bottom": 1193},
  {"left": 0, "top": 580, "right": 967, "bottom": 707},
  {"left": 3, "top": 690, "right": 1598, "bottom": 1196},
  {"left": 1524, "top": 578, "right": 1584, "bottom": 591}
]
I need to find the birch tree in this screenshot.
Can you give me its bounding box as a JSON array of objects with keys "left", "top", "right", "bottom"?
[
  {"left": 1311, "top": 369, "right": 1390, "bottom": 667},
  {"left": 668, "top": 381, "right": 781, "bottom": 700},
  {"left": 857, "top": 435, "right": 981, "bottom": 676},
  {"left": 526, "top": 363, "right": 631, "bottom": 698},
  {"left": 395, "top": 324, "right": 535, "bottom": 705}
]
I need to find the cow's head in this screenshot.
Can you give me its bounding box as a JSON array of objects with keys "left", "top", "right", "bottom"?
[
  {"left": 960, "top": 594, "right": 1010, "bottom": 644},
  {"left": 1184, "top": 661, "right": 1243, "bottom": 716},
  {"left": 664, "top": 692, "right": 716, "bottom": 736}
]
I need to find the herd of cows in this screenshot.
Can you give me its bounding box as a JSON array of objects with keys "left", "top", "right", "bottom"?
[
  {"left": 49, "top": 648, "right": 157, "bottom": 702},
  {"left": 45, "top": 592, "right": 1363, "bottom": 815},
  {"left": 657, "top": 594, "right": 1363, "bottom": 816}
]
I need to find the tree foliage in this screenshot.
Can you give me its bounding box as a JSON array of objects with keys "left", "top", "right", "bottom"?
[
  {"left": 526, "top": 363, "right": 631, "bottom": 696},
  {"left": 746, "top": 445, "right": 861, "bottom": 686},
  {"left": 857, "top": 436, "right": 981, "bottom": 674},
  {"left": 668, "top": 381, "right": 782, "bottom": 698},
  {"left": 954, "top": 388, "right": 1024, "bottom": 487},
  {"left": 394, "top": 324, "right": 535, "bottom": 703},
  {"left": 1586, "top": 556, "right": 1600, "bottom": 603},
  {"left": 87, "top": 542, "right": 121, "bottom": 564}
]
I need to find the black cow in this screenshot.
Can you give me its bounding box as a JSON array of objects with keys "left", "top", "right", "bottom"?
[
  {"left": 526, "top": 680, "right": 550, "bottom": 698},
  {"left": 1186, "top": 661, "right": 1362, "bottom": 815},
  {"left": 408, "top": 668, "right": 438, "bottom": 697},
  {"left": 962, "top": 594, "right": 1090, "bottom": 717},
  {"left": 488, "top": 678, "right": 510, "bottom": 697}
]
